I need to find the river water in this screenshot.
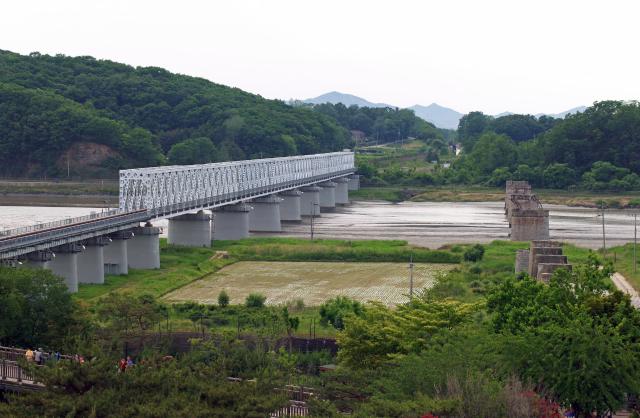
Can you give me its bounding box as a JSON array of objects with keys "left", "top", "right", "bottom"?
[{"left": 0, "top": 201, "right": 636, "bottom": 249}]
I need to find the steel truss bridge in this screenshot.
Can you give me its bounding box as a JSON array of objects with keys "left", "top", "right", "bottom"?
[{"left": 0, "top": 152, "right": 355, "bottom": 260}]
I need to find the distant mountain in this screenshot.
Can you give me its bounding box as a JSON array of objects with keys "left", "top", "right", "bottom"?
[
  {"left": 540, "top": 106, "right": 588, "bottom": 119},
  {"left": 409, "top": 103, "right": 463, "bottom": 130},
  {"left": 304, "top": 91, "right": 587, "bottom": 130},
  {"left": 304, "top": 91, "right": 392, "bottom": 108}
]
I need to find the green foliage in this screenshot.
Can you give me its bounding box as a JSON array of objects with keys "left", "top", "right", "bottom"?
[
  {"left": 0, "top": 267, "right": 81, "bottom": 349},
  {"left": 0, "top": 354, "right": 288, "bottom": 417},
  {"left": 167, "top": 136, "right": 221, "bottom": 165},
  {"left": 319, "top": 296, "right": 363, "bottom": 330},
  {"left": 245, "top": 292, "right": 266, "bottom": 308},
  {"left": 217, "top": 290, "right": 230, "bottom": 307},
  {"left": 337, "top": 298, "right": 479, "bottom": 368},
  {"left": 487, "top": 257, "right": 640, "bottom": 414},
  {"left": 463, "top": 244, "right": 485, "bottom": 262},
  {"left": 0, "top": 49, "right": 351, "bottom": 178},
  {"left": 215, "top": 237, "right": 460, "bottom": 264},
  {"left": 312, "top": 103, "right": 441, "bottom": 143},
  {"left": 96, "top": 293, "right": 165, "bottom": 337},
  {"left": 449, "top": 101, "right": 640, "bottom": 190}
]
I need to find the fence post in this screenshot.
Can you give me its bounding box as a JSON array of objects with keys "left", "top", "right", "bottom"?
[
  {"left": 17, "top": 363, "right": 22, "bottom": 382},
  {"left": 1, "top": 358, "right": 5, "bottom": 380}
]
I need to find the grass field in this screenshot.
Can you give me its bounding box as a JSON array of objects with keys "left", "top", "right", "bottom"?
[
  {"left": 164, "top": 261, "right": 455, "bottom": 306},
  {"left": 353, "top": 185, "right": 640, "bottom": 209}
]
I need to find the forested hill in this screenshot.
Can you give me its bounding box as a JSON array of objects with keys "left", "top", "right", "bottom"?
[{"left": 0, "top": 50, "right": 351, "bottom": 178}]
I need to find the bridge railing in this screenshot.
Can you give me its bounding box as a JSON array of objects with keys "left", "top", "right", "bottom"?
[
  {"left": 0, "top": 210, "right": 148, "bottom": 259},
  {"left": 119, "top": 151, "right": 355, "bottom": 215},
  {"left": 0, "top": 209, "right": 123, "bottom": 239}
]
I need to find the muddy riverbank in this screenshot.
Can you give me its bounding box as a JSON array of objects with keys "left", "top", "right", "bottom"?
[{"left": 1, "top": 201, "right": 636, "bottom": 250}]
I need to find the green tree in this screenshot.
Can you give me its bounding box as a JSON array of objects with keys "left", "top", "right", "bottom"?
[
  {"left": 542, "top": 163, "right": 576, "bottom": 189},
  {"left": 245, "top": 293, "right": 266, "bottom": 308},
  {"left": 0, "top": 267, "right": 80, "bottom": 349},
  {"left": 167, "top": 137, "right": 219, "bottom": 165},
  {"left": 319, "top": 296, "right": 364, "bottom": 330},
  {"left": 217, "top": 290, "right": 230, "bottom": 307}
]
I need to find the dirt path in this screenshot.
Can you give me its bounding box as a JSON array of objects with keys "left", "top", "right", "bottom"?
[{"left": 611, "top": 272, "right": 640, "bottom": 308}]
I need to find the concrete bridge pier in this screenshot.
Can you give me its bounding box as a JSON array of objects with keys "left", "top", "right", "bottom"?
[
  {"left": 213, "top": 203, "right": 252, "bottom": 240},
  {"left": 168, "top": 210, "right": 212, "bottom": 247},
  {"left": 77, "top": 237, "right": 110, "bottom": 285},
  {"left": 49, "top": 243, "right": 84, "bottom": 293},
  {"left": 20, "top": 250, "right": 54, "bottom": 269},
  {"left": 300, "top": 186, "right": 321, "bottom": 217},
  {"left": 279, "top": 190, "right": 302, "bottom": 222},
  {"left": 318, "top": 181, "right": 337, "bottom": 211},
  {"left": 104, "top": 231, "right": 133, "bottom": 275},
  {"left": 249, "top": 195, "right": 283, "bottom": 232},
  {"left": 334, "top": 177, "right": 350, "bottom": 205},
  {"left": 348, "top": 174, "right": 360, "bottom": 191},
  {"left": 128, "top": 224, "right": 161, "bottom": 269}
]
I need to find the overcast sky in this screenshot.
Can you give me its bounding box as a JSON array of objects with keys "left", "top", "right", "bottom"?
[{"left": 2, "top": 0, "right": 639, "bottom": 114}]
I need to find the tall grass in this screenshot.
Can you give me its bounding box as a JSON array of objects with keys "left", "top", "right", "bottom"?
[{"left": 214, "top": 238, "right": 460, "bottom": 263}]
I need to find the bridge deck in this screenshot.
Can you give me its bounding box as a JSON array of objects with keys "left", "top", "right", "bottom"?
[{"left": 0, "top": 152, "right": 355, "bottom": 260}]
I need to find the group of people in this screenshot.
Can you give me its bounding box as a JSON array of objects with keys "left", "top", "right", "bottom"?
[
  {"left": 117, "top": 356, "right": 135, "bottom": 372},
  {"left": 24, "top": 348, "right": 60, "bottom": 365}
]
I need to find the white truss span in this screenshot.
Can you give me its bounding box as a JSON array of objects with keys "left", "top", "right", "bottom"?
[{"left": 119, "top": 151, "right": 355, "bottom": 217}]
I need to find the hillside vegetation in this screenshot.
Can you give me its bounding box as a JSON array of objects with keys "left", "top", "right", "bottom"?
[
  {"left": 450, "top": 102, "right": 640, "bottom": 190},
  {"left": 0, "top": 50, "right": 351, "bottom": 177}
]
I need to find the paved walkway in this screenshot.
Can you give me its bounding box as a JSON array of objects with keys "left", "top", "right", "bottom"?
[{"left": 611, "top": 272, "right": 640, "bottom": 308}]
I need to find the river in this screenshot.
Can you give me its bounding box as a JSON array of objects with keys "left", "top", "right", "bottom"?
[{"left": 0, "top": 201, "right": 636, "bottom": 249}]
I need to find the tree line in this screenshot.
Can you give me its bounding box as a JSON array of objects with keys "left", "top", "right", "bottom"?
[
  {"left": 311, "top": 102, "right": 444, "bottom": 143},
  {"left": 450, "top": 101, "right": 640, "bottom": 190}
]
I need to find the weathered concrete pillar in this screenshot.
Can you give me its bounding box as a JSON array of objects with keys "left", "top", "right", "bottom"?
[
  {"left": 515, "top": 249, "right": 530, "bottom": 274},
  {"left": 104, "top": 231, "right": 133, "bottom": 275},
  {"left": 537, "top": 263, "right": 572, "bottom": 282},
  {"left": 168, "top": 210, "right": 212, "bottom": 247},
  {"left": 510, "top": 209, "right": 549, "bottom": 241},
  {"left": 20, "top": 250, "right": 54, "bottom": 269},
  {"left": 318, "top": 181, "right": 337, "bottom": 211},
  {"left": 528, "top": 241, "right": 562, "bottom": 277},
  {"left": 334, "top": 177, "right": 350, "bottom": 205},
  {"left": 249, "top": 195, "right": 282, "bottom": 232},
  {"left": 213, "top": 203, "right": 252, "bottom": 240},
  {"left": 348, "top": 174, "right": 360, "bottom": 191},
  {"left": 300, "top": 186, "right": 321, "bottom": 217},
  {"left": 128, "top": 224, "right": 161, "bottom": 270},
  {"left": 77, "top": 237, "right": 110, "bottom": 284},
  {"left": 49, "top": 243, "right": 84, "bottom": 293},
  {"left": 279, "top": 190, "right": 302, "bottom": 222}
]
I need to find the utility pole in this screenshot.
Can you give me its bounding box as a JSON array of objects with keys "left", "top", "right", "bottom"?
[
  {"left": 634, "top": 213, "right": 637, "bottom": 273},
  {"left": 409, "top": 254, "right": 414, "bottom": 298},
  {"left": 601, "top": 202, "right": 607, "bottom": 258},
  {"left": 309, "top": 202, "right": 316, "bottom": 241}
]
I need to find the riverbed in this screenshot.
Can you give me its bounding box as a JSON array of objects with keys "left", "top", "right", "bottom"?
[{"left": 0, "top": 201, "right": 636, "bottom": 249}]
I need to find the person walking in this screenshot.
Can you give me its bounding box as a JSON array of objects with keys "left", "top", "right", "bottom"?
[
  {"left": 25, "top": 348, "right": 34, "bottom": 362},
  {"left": 34, "top": 348, "right": 42, "bottom": 365},
  {"left": 118, "top": 358, "right": 127, "bottom": 373}
]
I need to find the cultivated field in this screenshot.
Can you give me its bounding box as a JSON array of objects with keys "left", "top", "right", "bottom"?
[{"left": 163, "top": 261, "right": 455, "bottom": 306}]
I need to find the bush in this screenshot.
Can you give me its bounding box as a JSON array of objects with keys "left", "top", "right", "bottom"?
[
  {"left": 245, "top": 293, "right": 266, "bottom": 308},
  {"left": 218, "top": 290, "right": 230, "bottom": 307},
  {"left": 319, "top": 296, "right": 364, "bottom": 330},
  {"left": 463, "top": 244, "right": 485, "bottom": 262}
]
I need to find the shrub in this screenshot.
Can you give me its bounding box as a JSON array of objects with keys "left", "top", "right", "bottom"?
[
  {"left": 469, "top": 265, "right": 482, "bottom": 275},
  {"left": 463, "top": 244, "right": 485, "bottom": 262},
  {"left": 319, "top": 296, "right": 364, "bottom": 330},
  {"left": 245, "top": 293, "right": 267, "bottom": 308},
  {"left": 218, "top": 290, "right": 230, "bottom": 307}
]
